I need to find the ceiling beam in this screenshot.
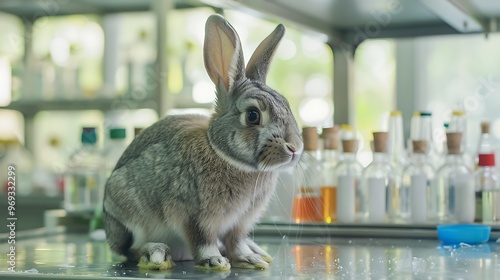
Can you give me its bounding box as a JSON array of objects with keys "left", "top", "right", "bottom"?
[{"left": 419, "top": 0, "right": 483, "bottom": 33}]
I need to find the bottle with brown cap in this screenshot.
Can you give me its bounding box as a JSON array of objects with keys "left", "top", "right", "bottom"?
[
  {"left": 291, "top": 127, "right": 323, "bottom": 223},
  {"left": 402, "top": 140, "right": 435, "bottom": 223},
  {"left": 476, "top": 122, "right": 495, "bottom": 167},
  {"left": 435, "top": 132, "right": 474, "bottom": 223},
  {"left": 446, "top": 111, "right": 474, "bottom": 170},
  {"left": 361, "top": 132, "right": 397, "bottom": 223},
  {"left": 321, "top": 126, "right": 340, "bottom": 223},
  {"left": 475, "top": 122, "right": 500, "bottom": 223},
  {"left": 335, "top": 135, "right": 363, "bottom": 223}
]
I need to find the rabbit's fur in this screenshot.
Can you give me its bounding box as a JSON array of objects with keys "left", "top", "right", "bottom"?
[{"left": 103, "top": 14, "right": 303, "bottom": 271}]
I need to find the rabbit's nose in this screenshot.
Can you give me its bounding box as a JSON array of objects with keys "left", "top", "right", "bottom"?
[{"left": 285, "top": 143, "right": 296, "bottom": 153}]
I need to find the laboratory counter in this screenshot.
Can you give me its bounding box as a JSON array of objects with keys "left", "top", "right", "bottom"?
[{"left": 1, "top": 223, "right": 500, "bottom": 279}]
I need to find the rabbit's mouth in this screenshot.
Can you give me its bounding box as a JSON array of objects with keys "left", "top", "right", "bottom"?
[{"left": 257, "top": 142, "right": 302, "bottom": 171}]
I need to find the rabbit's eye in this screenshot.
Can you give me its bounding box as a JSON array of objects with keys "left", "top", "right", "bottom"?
[{"left": 246, "top": 109, "right": 261, "bottom": 126}]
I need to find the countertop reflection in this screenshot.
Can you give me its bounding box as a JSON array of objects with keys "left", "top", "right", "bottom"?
[{"left": 1, "top": 232, "right": 499, "bottom": 279}]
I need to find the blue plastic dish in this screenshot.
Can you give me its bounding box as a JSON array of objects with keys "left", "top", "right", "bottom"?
[{"left": 437, "top": 224, "right": 491, "bottom": 245}]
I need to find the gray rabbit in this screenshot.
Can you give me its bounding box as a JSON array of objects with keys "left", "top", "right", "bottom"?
[{"left": 103, "top": 14, "right": 303, "bottom": 271}]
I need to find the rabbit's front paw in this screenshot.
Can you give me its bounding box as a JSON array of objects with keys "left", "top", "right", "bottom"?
[
  {"left": 137, "top": 243, "right": 175, "bottom": 270},
  {"left": 246, "top": 239, "right": 273, "bottom": 263},
  {"left": 195, "top": 256, "right": 231, "bottom": 271},
  {"left": 231, "top": 254, "right": 269, "bottom": 269}
]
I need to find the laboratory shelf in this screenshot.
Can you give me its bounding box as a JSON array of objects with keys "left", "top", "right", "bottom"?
[
  {"left": 2, "top": 98, "right": 159, "bottom": 115},
  {"left": 1, "top": 229, "right": 499, "bottom": 279}
]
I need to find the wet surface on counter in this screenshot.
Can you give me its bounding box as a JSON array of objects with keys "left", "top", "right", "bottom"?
[{"left": 1, "top": 233, "right": 500, "bottom": 279}]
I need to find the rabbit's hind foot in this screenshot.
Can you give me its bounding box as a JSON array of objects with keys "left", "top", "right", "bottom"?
[
  {"left": 231, "top": 254, "right": 269, "bottom": 269},
  {"left": 136, "top": 243, "right": 175, "bottom": 270}
]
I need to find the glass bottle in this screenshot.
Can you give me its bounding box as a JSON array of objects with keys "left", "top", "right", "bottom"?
[
  {"left": 435, "top": 132, "right": 474, "bottom": 223},
  {"left": 362, "top": 132, "right": 396, "bottom": 223},
  {"left": 292, "top": 127, "right": 322, "bottom": 223},
  {"left": 387, "top": 110, "right": 407, "bottom": 171},
  {"left": 477, "top": 122, "right": 495, "bottom": 162},
  {"left": 386, "top": 111, "right": 407, "bottom": 222},
  {"left": 64, "top": 127, "right": 105, "bottom": 214},
  {"left": 90, "top": 127, "right": 128, "bottom": 233},
  {"left": 103, "top": 128, "right": 128, "bottom": 176},
  {"left": 402, "top": 140, "right": 435, "bottom": 223},
  {"left": 448, "top": 110, "right": 474, "bottom": 169},
  {"left": 336, "top": 139, "right": 363, "bottom": 223},
  {"left": 321, "top": 126, "right": 339, "bottom": 223},
  {"left": 475, "top": 152, "right": 500, "bottom": 223}
]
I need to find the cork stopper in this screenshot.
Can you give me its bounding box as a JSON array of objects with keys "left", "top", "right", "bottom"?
[
  {"left": 373, "top": 132, "right": 388, "bottom": 153},
  {"left": 446, "top": 132, "right": 462, "bottom": 155},
  {"left": 412, "top": 140, "right": 427, "bottom": 154},
  {"left": 302, "top": 127, "right": 318, "bottom": 151},
  {"left": 322, "top": 126, "right": 339, "bottom": 150},
  {"left": 342, "top": 139, "right": 358, "bottom": 153},
  {"left": 481, "top": 122, "right": 490, "bottom": 134}
]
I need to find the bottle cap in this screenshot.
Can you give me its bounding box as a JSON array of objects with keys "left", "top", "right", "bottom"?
[
  {"left": 340, "top": 124, "right": 353, "bottom": 131},
  {"left": 302, "top": 127, "right": 318, "bottom": 151},
  {"left": 478, "top": 153, "right": 495, "bottom": 166},
  {"left": 452, "top": 110, "right": 465, "bottom": 116},
  {"left": 342, "top": 139, "right": 358, "bottom": 153},
  {"left": 481, "top": 122, "right": 490, "bottom": 134},
  {"left": 446, "top": 132, "right": 462, "bottom": 155},
  {"left": 373, "top": 132, "right": 388, "bottom": 153},
  {"left": 81, "top": 127, "right": 97, "bottom": 144},
  {"left": 390, "top": 111, "right": 401, "bottom": 117},
  {"left": 437, "top": 224, "right": 491, "bottom": 245},
  {"left": 420, "top": 111, "right": 432, "bottom": 117},
  {"left": 322, "top": 126, "right": 339, "bottom": 150},
  {"left": 110, "top": 128, "right": 126, "bottom": 139},
  {"left": 412, "top": 140, "right": 427, "bottom": 154}
]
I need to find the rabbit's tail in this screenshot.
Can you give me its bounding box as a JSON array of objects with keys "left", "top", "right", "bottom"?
[{"left": 103, "top": 208, "right": 134, "bottom": 258}]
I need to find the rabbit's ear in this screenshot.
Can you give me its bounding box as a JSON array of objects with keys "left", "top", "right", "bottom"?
[
  {"left": 245, "top": 24, "right": 285, "bottom": 83},
  {"left": 204, "top": 14, "right": 245, "bottom": 93}
]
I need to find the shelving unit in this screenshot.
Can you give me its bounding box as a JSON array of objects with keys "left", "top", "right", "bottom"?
[{"left": 0, "top": 0, "right": 217, "bottom": 151}]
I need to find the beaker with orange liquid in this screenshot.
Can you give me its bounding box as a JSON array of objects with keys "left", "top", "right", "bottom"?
[
  {"left": 292, "top": 127, "right": 323, "bottom": 223},
  {"left": 321, "top": 126, "right": 339, "bottom": 223}
]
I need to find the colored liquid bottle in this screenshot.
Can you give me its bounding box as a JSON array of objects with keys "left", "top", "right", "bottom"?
[
  {"left": 292, "top": 127, "right": 323, "bottom": 223},
  {"left": 321, "top": 126, "right": 339, "bottom": 223}
]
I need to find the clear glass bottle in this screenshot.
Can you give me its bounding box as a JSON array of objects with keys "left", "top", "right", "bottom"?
[
  {"left": 90, "top": 127, "right": 128, "bottom": 233},
  {"left": 321, "top": 126, "right": 339, "bottom": 223},
  {"left": 387, "top": 111, "right": 407, "bottom": 222},
  {"left": 435, "top": 132, "right": 474, "bottom": 223},
  {"left": 475, "top": 153, "right": 500, "bottom": 223},
  {"left": 362, "top": 132, "right": 396, "bottom": 223},
  {"left": 387, "top": 111, "right": 407, "bottom": 171},
  {"left": 64, "top": 127, "right": 105, "bottom": 214},
  {"left": 336, "top": 139, "right": 363, "bottom": 223},
  {"left": 103, "top": 128, "right": 128, "bottom": 176},
  {"left": 448, "top": 110, "right": 474, "bottom": 170},
  {"left": 292, "top": 127, "right": 322, "bottom": 223},
  {"left": 402, "top": 140, "right": 435, "bottom": 223}
]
